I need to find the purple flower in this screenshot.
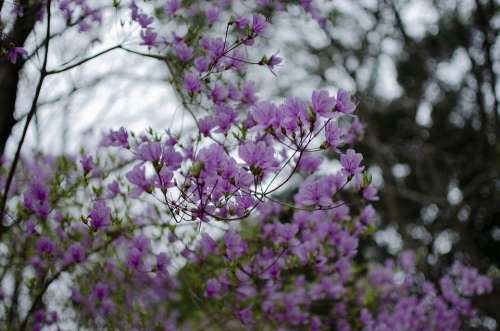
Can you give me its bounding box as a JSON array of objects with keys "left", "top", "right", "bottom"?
[
  {"left": 281, "top": 96, "right": 309, "bottom": 131},
  {"left": 165, "top": 0, "right": 181, "bottom": 15},
  {"left": 211, "top": 83, "right": 227, "bottom": 104},
  {"left": 140, "top": 28, "right": 157, "bottom": 47},
  {"left": 137, "top": 13, "right": 153, "bottom": 28},
  {"left": 90, "top": 200, "right": 111, "bottom": 230},
  {"left": 252, "top": 101, "right": 279, "bottom": 129},
  {"left": 70, "top": 243, "right": 85, "bottom": 260},
  {"left": 24, "top": 180, "right": 51, "bottom": 218},
  {"left": 301, "top": 0, "right": 313, "bottom": 10},
  {"left": 312, "top": 90, "right": 336, "bottom": 117},
  {"left": 241, "top": 82, "right": 258, "bottom": 105},
  {"left": 335, "top": 89, "right": 356, "bottom": 114},
  {"left": 196, "top": 144, "right": 226, "bottom": 175},
  {"left": 234, "top": 17, "right": 249, "bottom": 30},
  {"left": 312, "top": 277, "right": 344, "bottom": 300},
  {"left": 205, "top": 6, "right": 220, "bottom": 24},
  {"left": 351, "top": 118, "right": 364, "bottom": 135},
  {"left": 130, "top": 2, "right": 139, "bottom": 20},
  {"left": 34, "top": 310, "right": 46, "bottom": 324},
  {"left": 285, "top": 97, "right": 309, "bottom": 120},
  {"left": 8, "top": 47, "right": 28, "bottom": 64},
  {"left": 127, "top": 247, "right": 143, "bottom": 270},
  {"left": 25, "top": 220, "right": 37, "bottom": 236},
  {"left": 276, "top": 223, "right": 300, "bottom": 244},
  {"left": 174, "top": 41, "right": 193, "bottom": 62},
  {"left": 238, "top": 141, "right": 277, "bottom": 171},
  {"left": 474, "top": 276, "right": 493, "bottom": 295},
  {"left": 201, "top": 36, "right": 223, "bottom": 56},
  {"left": 107, "top": 180, "right": 121, "bottom": 198},
  {"left": 399, "top": 250, "right": 416, "bottom": 273},
  {"left": 36, "top": 236, "right": 55, "bottom": 256},
  {"left": 162, "top": 146, "right": 182, "bottom": 169},
  {"left": 80, "top": 154, "right": 94, "bottom": 174},
  {"left": 101, "top": 298, "right": 115, "bottom": 315},
  {"left": 183, "top": 72, "right": 202, "bottom": 93},
  {"left": 198, "top": 116, "right": 215, "bottom": 136},
  {"left": 199, "top": 233, "right": 218, "bottom": 259},
  {"left": 205, "top": 278, "right": 222, "bottom": 298},
  {"left": 156, "top": 252, "right": 169, "bottom": 272},
  {"left": 228, "top": 49, "right": 246, "bottom": 70},
  {"left": 295, "top": 177, "right": 332, "bottom": 206},
  {"left": 235, "top": 194, "right": 254, "bottom": 211},
  {"left": 325, "top": 122, "right": 346, "bottom": 150},
  {"left": 297, "top": 153, "right": 322, "bottom": 172},
  {"left": 188, "top": 3, "right": 199, "bottom": 16},
  {"left": 267, "top": 52, "right": 282, "bottom": 75},
  {"left": 194, "top": 56, "right": 211, "bottom": 72},
  {"left": 359, "top": 204, "right": 375, "bottom": 225},
  {"left": 228, "top": 84, "right": 241, "bottom": 100},
  {"left": 94, "top": 282, "right": 110, "bottom": 301},
  {"left": 102, "top": 127, "right": 129, "bottom": 148},
  {"left": 252, "top": 14, "right": 268, "bottom": 35},
  {"left": 363, "top": 186, "right": 379, "bottom": 201},
  {"left": 340, "top": 149, "right": 363, "bottom": 176},
  {"left": 224, "top": 231, "right": 248, "bottom": 260},
  {"left": 238, "top": 306, "right": 253, "bottom": 324},
  {"left": 132, "top": 234, "right": 151, "bottom": 252},
  {"left": 64, "top": 243, "right": 85, "bottom": 265},
  {"left": 331, "top": 202, "right": 350, "bottom": 220},
  {"left": 440, "top": 276, "right": 461, "bottom": 305},
  {"left": 156, "top": 168, "right": 173, "bottom": 189},
  {"left": 126, "top": 165, "right": 152, "bottom": 196},
  {"left": 31, "top": 256, "right": 44, "bottom": 271},
  {"left": 214, "top": 105, "right": 238, "bottom": 133},
  {"left": 59, "top": 0, "right": 72, "bottom": 19},
  {"left": 136, "top": 141, "right": 162, "bottom": 162}
]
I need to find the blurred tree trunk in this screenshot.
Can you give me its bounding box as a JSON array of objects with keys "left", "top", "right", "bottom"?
[
  {"left": 0, "top": 1, "right": 40, "bottom": 156},
  {"left": 0, "top": 60, "right": 20, "bottom": 156}
]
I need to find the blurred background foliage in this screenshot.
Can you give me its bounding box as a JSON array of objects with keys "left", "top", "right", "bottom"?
[{"left": 280, "top": 0, "right": 500, "bottom": 323}]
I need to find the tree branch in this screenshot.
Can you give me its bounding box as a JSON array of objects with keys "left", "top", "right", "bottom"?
[{"left": 45, "top": 44, "right": 121, "bottom": 75}]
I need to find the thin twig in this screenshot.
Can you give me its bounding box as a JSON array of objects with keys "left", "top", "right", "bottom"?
[{"left": 45, "top": 45, "right": 121, "bottom": 75}]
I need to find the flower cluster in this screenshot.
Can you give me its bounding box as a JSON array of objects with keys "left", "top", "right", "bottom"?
[{"left": 102, "top": 84, "right": 367, "bottom": 227}]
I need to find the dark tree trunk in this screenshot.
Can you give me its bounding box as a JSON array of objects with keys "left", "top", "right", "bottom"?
[
  {"left": 0, "top": 63, "right": 20, "bottom": 157},
  {"left": 0, "top": 1, "right": 41, "bottom": 156}
]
